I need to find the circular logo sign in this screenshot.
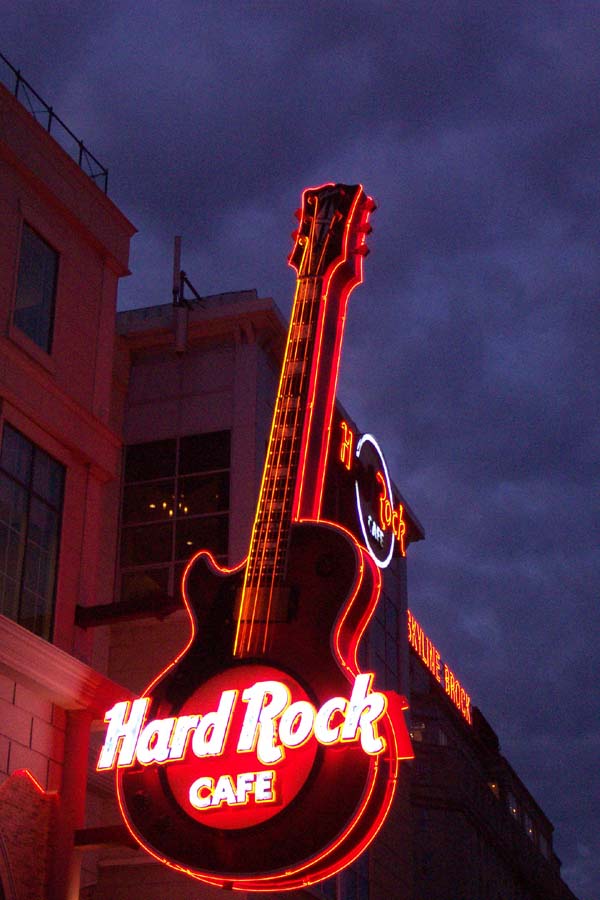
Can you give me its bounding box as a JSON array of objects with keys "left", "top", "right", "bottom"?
[
  {"left": 166, "top": 664, "right": 318, "bottom": 829},
  {"left": 354, "top": 434, "right": 395, "bottom": 568}
]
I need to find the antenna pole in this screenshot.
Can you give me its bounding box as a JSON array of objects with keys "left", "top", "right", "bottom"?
[
  {"left": 173, "top": 235, "right": 188, "bottom": 353},
  {"left": 173, "top": 235, "right": 182, "bottom": 306}
]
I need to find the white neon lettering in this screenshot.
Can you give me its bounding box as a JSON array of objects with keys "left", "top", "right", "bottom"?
[
  {"left": 355, "top": 433, "right": 394, "bottom": 568},
  {"left": 212, "top": 774, "right": 237, "bottom": 807},
  {"left": 97, "top": 675, "right": 390, "bottom": 770},
  {"left": 168, "top": 714, "right": 200, "bottom": 759},
  {"left": 237, "top": 680, "right": 290, "bottom": 765},
  {"left": 255, "top": 770, "right": 274, "bottom": 802},
  {"left": 340, "top": 673, "right": 387, "bottom": 754},
  {"left": 236, "top": 771, "right": 255, "bottom": 803},
  {"left": 188, "top": 770, "right": 277, "bottom": 810},
  {"left": 97, "top": 698, "right": 149, "bottom": 770},
  {"left": 189, "top": 776, "right": 213, "bottom": 809},
  {"left": 314, "top": 696, "right": 347, "bottom": 744},
  {"left": 136, "top": 717, "right": 176, "bottom": 764},
  {"left": 191, "top": 689, "right": 237, "bottom": 757},
  {"left": 278, "top": 700, "right": 315, "bottom": 748}
]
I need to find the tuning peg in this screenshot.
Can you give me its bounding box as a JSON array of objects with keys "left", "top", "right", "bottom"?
[
  {"left": 353, "top": 245, "right": 370, "bottom": 256},
  {"left": 291, "top": 230, "right": 299, "bottom": 241},
  {"left": 356, "top": 224, "right": 373, "bottom": 234},
  {"left": 364, "top": 197, "right": 377, "bottom": 213},
  {"left": 294, "top": 208, "right": 302, "bottom": 221}
]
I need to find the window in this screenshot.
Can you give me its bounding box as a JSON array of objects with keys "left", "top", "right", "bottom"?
[
  {"left": 410, "top": 720, "right": 448, "bottom": 747},
  {"left": 507, "top": 791, "right": 519, "bottom": 819},
  {"left": 0, "top": 424, "right": 64, "bottom": 640},
  {"left": 119, "top": 431, "right": 230, "bottom": 604},
  {"left": 13, "top": 224, "right": 59, "bottom": 353},
  {"left": 366, "top": 590, "right": 399, "bottom": 691},
  {"left": 488, "top": 781, "right": 500, "bottom": 798},
  {"left": 410, "top": 720, "right": 426, "bottom": 742},
  {"left": 434, "top": 725, "right": 448, "bottom": 746},
  {"left": 523, "top": 811, "right": 535, "bottom": 841},
  {"left": 539, "top": 832, "right": 550, "bottom": 859}
]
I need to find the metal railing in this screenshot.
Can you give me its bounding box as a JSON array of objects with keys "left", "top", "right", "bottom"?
[{"left": 0, "top": 51, "right": 109, "bottom": 193}]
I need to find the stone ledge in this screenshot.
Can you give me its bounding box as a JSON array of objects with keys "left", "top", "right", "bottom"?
[{"left": 0, "top": 616, "right": 131, "bottom": 718}]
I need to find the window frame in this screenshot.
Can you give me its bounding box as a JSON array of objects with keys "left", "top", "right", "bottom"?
[
  {"left": 0, "top": 422, "right": 65, "bottom": 642},
  {"left": 12, "top": 221, "right": 60, "bottom": 355},
  {"left": 365, "top": 589, "right": 400, "bottom": 691},
  {"left": 118, "top": 431, "right": 231, "bottom": 605}
]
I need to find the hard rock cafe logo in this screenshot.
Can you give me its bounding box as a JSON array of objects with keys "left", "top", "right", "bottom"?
[
  {"left": 339, "top": 423, "right": 406, "bottom": 568},
  {"left": 98, "top": 673, "right": 390, "bottom": 815}
]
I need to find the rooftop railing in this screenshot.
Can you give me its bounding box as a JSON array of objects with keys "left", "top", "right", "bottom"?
[{"left": 0, "top": 51, "right": 109, "bottom": 193}]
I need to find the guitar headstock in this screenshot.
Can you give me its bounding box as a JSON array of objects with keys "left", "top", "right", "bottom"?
[{"left": 288, "top": 183, "right": 376, "bottom": 281}]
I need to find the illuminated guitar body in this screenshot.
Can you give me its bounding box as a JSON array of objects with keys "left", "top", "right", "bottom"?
[
  {"left": 111, "top": 184, "right": 412, "bottom": 890},
  {"left": 117, "top": 523, "right": 398, "bottom": 888}
]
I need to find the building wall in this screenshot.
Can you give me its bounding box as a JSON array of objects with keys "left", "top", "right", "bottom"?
[
  {"left": 104, "top": 296, "right": 282, "bottom": 694},
  {"left": 0, "top": 82, "right": 134, "bottom": 655},
  {"left": 0, "top": 81, "right": 134, "bottom": 899},
  {"left": 409, "top": 652, "right": 578, "bottom": 900}
]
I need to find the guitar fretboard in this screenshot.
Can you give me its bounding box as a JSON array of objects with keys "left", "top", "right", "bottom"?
[
  {"left": 245, "top": 279, "right": 322, "bottom": 589},
  {"left": 232, "top": 183, "right": 373, "bottom": 658}
]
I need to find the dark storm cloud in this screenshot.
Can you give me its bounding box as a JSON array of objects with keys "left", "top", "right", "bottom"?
[{"left": 4, "top": 2, "right": 599, "bottom": 896}]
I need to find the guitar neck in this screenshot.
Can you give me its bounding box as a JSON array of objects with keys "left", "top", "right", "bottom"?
[
  {"left": 245, "top": 274, "right": 325, "bottom": 586},
  {"left": 234, "top": 183, "right": 374, "bottom": 657}
]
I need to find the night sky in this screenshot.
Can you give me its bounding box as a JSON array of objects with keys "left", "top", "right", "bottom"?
[{"left": 4, "top": 4, "right": 598, "bottom": 897}]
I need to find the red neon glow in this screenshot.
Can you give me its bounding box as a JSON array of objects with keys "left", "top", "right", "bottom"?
[
  {"left": 339, "top": 421, "right": 354, "bottom": 471},
  {"left": 407, "top": 609, "right": 472, "bottom": 725},
  {"left": 112, "top": 533, "right": 412, "bottom": 889},
  {"left": 233, "top": 183, "right": 375, "bottom": 659},
  {"left": 11, "top": 768, "right": 50, "bottom": 795},
  {"left": 110, "top": 186, "right": 412, "bottom": 890},
  {"left": 293, "top": 185, "right": 372, "bottom": 522},
  {"left": 354, "top": 433, "right": 394, "bottom": 568},
  {"left": 166, "top": 666, "right": 316, "bottom": 829},
  {"left": 376, "top": 471, "right": 407, "bottom": 556},
  {"left": 240, "top": 690, "right": 411, "bottom": 892},
  {"left": 340, "top": 426, "right": 406, "bottom": 564},
  {"left": 102, "top": 673, "right": 388, "bottom": 771},
  {"left": 104, "top": 668, "right": 392, "bottom": 831}
]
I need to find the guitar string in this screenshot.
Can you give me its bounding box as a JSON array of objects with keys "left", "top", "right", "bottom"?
[
  {"left": 248, "top": 200, "right": 338, "bottom": 654},
  {"left": 288, "top": 197, "right": 337, "bottom": 525},
  {"left": 257, "top": 202, "right": 336, "bottom": 652},
  {"left": 240, "top": 193, "right": 340, "bottom": 655},
  {"left": 243, "top": 273, "right": 312, "bottom": 654},
  {"left": 258, "top": 270, "right": 315, "bottom": 652},
  {"left": 251, "top": 212, "right": 318, "bottom": 653},
  {"left": 238, "top": 217, "right": 315, "bottom": 655},
  {"left": 259, "top": 200, "right": 332, "bottom": 647}
]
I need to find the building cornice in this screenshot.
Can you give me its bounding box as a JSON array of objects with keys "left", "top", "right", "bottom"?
[{"left": 0, "top": 616, "right": 131, "bottom": 717}]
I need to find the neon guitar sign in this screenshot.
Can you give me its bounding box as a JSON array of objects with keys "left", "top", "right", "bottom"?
[{"left": 99, "top": 184, "right": 413, "bottom": 889}]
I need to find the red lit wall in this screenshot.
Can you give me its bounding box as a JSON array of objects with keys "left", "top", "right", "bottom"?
[{"left": 0, "top": 81, "right": 134, "bottom": 899}]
